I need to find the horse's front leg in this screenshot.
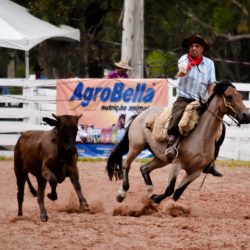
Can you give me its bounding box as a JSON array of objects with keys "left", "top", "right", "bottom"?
[
  {"left": 68, "top": 162, "right": 89, "bottom": 211},
  {"left": 37, "top": 178, "right": 48, "bottom": 222},
  {"left": 140, "top": 157, "right": 167, "bottom": 198},
  {"left": 173, "top": 170, "right": 201, "bottom": 201},
  {"left": 151, "top": 163, "right": 181, "bottom": 204}
]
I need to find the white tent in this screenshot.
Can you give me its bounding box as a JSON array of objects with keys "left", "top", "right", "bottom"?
[{"left": 0, "top": 0, "right": 80, "bottom": 78}]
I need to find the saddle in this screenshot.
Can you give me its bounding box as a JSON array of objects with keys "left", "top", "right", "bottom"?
[{"left": 145, "top": 101, "right": 201, "bottom": 142}]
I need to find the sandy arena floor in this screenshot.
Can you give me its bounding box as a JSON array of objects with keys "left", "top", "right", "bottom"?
[{"left": 0, "top": 160, "right": 249, "bottom": 250}]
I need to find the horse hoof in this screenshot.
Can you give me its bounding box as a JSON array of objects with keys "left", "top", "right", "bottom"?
[
  {"left": 47, "top": 192, "right": 58, "bottom": 201},
  {"left": 116, "top": 194, "right": 126, "bottom": 203},
  {"left": 116, "top": 186, "right": 127, "bottom": 202},
  {"left": 80, "top": 204, "right": 90, "bottom": 212},
  {"left": 150, "top": 194, "right": 162, "bottom": 204},
  {"left": 40, "top": 215, "right": 48, "bottom": 222},
  {"left": 141, "top": 195, "right": 153, "bottom": 205}
]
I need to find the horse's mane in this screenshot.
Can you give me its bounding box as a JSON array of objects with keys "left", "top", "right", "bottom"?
[
  {"left": 198, "top": 79, "right": 235, "bottom": 114},
  {"left": 213, "top": 79, "right": 235, "bottom": 96}
]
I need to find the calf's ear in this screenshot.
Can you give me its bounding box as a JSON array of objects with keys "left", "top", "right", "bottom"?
[
  {"left": 77, "top": 114, "right": 83, "bottom": 120},
  {"left": 43, "top": 117, "right": 58, "bottom": 127}
]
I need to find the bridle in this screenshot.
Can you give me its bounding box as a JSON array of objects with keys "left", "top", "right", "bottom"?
[
  {"left": 222, "top": 95, "right": 238, "bottom": 115},
  {"left": 222, "top": 95, "right": 241, "bottom": 126},
  {"left": 207, "top": 92, "right": 241, "bottom": 127}
]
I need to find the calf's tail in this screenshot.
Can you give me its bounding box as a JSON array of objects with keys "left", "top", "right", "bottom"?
[{"left": 26, "top": 175, "right": 37, "bottom": 197}]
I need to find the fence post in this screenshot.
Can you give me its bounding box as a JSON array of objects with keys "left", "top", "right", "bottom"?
[{"left": 23, "top": 80, "right": 39, "bottom": 125}]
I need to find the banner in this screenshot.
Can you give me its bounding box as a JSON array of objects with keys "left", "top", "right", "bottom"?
[{"left": 57, "top": 78, "right": 168, "bottom": 157}]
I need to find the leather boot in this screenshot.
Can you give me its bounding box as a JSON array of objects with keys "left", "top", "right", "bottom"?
[
  {"left": 203, "top": 162, "right": 223, "bottom": 177},
  {"left": 165, "top": 135, "right": 178, "bottom": 161}
]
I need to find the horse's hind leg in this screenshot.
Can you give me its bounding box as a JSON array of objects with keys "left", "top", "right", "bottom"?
[
  {"left": 140, "top": 157, "right": 166, "bottom": 197},
  {"left": 116, "top": 147, "right": 143, "bottom": 203},
  {"left": 172, "top": 171, "right": 201, "bottom": 201}
]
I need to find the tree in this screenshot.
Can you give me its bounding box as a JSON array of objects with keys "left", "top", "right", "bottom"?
[{"left": 8, "top": 0, "right": 250, "bottom": 81}]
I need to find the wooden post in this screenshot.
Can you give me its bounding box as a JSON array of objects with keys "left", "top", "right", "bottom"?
[{"left": 122, "top": 0, "right": 144, "bottom": 78}]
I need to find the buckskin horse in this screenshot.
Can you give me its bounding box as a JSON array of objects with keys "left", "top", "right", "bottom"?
[
  {"left": 14, "top": 114, "right": 89, "bottom": 222},
  {"left": 106, "top": 80, "right": 250, "bottom": 204}
]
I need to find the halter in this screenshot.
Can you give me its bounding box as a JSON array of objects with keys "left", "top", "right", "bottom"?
[
  {"left": 222, "top": 95, "right": 238, "bottom": 115},
  {"left": 207, "top": 94, "right": 240, "bottom": 127},
  {"left": 222, "top": 95, "right": 241, "bottom": 126}
]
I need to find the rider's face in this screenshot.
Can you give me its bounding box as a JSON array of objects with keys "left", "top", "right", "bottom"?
[{"left": 189, "top": 43, "right": 204, "bottom": 58}]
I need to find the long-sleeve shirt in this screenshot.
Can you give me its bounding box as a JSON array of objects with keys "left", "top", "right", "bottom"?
[{"left": 176, "top": 54, "right": 216, "bottom": 100}]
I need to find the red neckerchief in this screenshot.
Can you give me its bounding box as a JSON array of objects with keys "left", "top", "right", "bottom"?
[{"left": 187, "top": 53, "right": 203, "bottom": 71}]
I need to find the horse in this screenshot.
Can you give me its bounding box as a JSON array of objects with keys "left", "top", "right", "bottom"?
[
  {"left": 106, "top": 80, "right": 250, "bottom": 204},
  {"left": 14, "top": 114, "right": 89, "bottom": 222}
]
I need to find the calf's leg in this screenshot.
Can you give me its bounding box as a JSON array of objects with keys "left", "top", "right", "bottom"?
[
  {"left": 14, "top": 156, "right": 26, "bottom": 216},
  {"left": 69, "top": 164, "right": 89, "bottom": 211},
  {"left": 47, "top": 182, "right": 58, "bottom": 201},
  {"left": 37, "top": 178, "right": 49, "bottom": 222},
  {"left": 16, "top": 173, "right": 26, "bottom": 216},
  {"left": 41, "top": 162, "right": 58, "bottom": 200}
]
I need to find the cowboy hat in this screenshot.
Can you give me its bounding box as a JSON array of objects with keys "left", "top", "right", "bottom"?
[
  {"left": 181, "top": 34, "right": 210, "bottom": 51},
  {"left": 114, "top": 61, "right": 132, "bottom": 70}
]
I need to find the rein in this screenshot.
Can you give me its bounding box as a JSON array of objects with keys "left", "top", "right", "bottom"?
[{"left": 205, "top": 93, "right": 241, "bottom": 127}]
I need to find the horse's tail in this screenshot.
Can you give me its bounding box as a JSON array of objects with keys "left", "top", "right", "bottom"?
[{"left": 106, "top": 115, "right": 137, "bottom": 181}]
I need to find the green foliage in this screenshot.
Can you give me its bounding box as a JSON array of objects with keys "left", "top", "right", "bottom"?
[
  {"left": 211, "top": 5, "right": 238, "bottom": 33},
  {"left": 146, "top": 50, "right": 177, "bottom": 78},
  {"left": 6, "top": 0, "right": 250, "bottom": 81},
  {"left": 15, "top": 64, "right": 25, "bottom": 78}
]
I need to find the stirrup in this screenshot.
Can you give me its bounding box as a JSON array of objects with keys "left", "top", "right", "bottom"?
[{"left": 165, "top": 146, "right": 178, "bottom": 159}]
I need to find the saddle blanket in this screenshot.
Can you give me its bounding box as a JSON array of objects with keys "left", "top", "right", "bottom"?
[{"left": 145, "top": 101, "right": 216, "bottom": 142}]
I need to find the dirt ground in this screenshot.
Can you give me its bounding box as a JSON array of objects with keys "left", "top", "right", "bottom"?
[{"left": 0, "top": 160, "right": 249, "bottom": 250}]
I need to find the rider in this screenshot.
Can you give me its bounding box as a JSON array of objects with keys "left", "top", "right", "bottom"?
[{"left": 165, "top": 34, "right": 223, "bottom": 177}]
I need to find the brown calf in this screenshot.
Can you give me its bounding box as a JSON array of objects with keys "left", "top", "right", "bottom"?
[{"left": 14, "top": 114, "right": 89, "bottom": 222}]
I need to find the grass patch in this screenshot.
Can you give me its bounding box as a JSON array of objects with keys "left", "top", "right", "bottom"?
[
  {"left": 216, "top": 160, "right": 250, "bottom": 168},
  {"left": 0, "top": 156, "right": 13, "bottom": 161},
  {"left": 0, "top": 156, "right": 249, "bottom": 169},
  {"left": 78, "top": 157, "right": 107, "bottom": 162}
]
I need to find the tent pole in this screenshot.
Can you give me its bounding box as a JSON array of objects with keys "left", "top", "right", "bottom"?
[{"left": 25, "top": 50, "right": 29, "bottom": 79}]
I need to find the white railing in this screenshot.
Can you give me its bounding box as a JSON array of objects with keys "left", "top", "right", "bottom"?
[
  {"left": 0, "top": 79, "right": 56, "bottom": 156},
  {"left": 1, "top": 78, "right": 250, "bottom": 160}
]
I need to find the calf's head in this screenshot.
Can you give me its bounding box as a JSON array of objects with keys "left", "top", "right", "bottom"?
[{"left": 43, "top": 114, "right": 82, "bottom": 153}]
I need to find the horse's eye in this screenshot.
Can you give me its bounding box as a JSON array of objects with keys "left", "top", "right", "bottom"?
[{"left": 226, "top": 95, "right": 233, "bottom": 102}]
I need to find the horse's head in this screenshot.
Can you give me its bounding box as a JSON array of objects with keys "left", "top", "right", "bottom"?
[{"left": 213, "top": 80, "right": 250, "bottom": 124}]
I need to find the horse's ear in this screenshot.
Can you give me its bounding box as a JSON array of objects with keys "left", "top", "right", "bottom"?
[
  {"left": 214, "top": 79, "right": 234, "bottom": 96},
  {"left": 43, "top": 117, "right": 58, "bottom": 127}
]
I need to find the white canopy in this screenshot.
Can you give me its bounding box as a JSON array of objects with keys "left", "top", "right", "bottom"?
[{"left": 0, "top": 0, "right": 80, "bottom": 77}]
